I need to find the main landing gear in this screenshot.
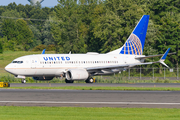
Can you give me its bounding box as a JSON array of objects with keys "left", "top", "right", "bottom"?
[
  {"left": 21, "top": 79, "right": 26, "bottom": 84},
  {"left": 65, "top": 78, "right": 95, "bottom": 83},
  {"left": 85, "top": 77, "right": 94, "bottom": 83},
  {"left": 65, "top": 79, "right": 74, "bottom": 83}
]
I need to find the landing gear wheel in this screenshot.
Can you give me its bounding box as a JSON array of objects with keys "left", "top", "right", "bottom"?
[
  {"left": 89, "top": 78, "right": 94, "bottom": 83},
  {"left": 21, "top": 79, "right": 26, "bottom": 84},
  {"left": 85, "top": 77, "right": 94, "bottom": 83},
  {"left": 65, "top": 79, "right": 74, "bottom": 83}
]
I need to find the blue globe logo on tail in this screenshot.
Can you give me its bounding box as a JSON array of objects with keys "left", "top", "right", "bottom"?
[
  {"left": 119, "top": 15, "right": 149, "bottom": 55},
  {"left": 120, "top": 34, "right": 142, "bottom": 55}
]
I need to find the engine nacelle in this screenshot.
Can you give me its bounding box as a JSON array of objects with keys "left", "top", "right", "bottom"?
[
  {"left": 32, "top": 76, "right": 54, "bottom": 81},
  {"left": 66, "top": 69, "right": 89, "bottom": 80}
]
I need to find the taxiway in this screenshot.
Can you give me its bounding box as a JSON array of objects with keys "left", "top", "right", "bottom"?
[
  {"left": 0, "top": 88, "right": 180, "bottom": 108},
  {"left": 9, "top": 83, "right": 180, "bottom": 87}
]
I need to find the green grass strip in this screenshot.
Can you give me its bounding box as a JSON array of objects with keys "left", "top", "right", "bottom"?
[
  {"left": 0, "top": 106, "right": 180, "bottom": 120},
  {"left": 2, "top": 86, "right": 180, "bottom": 91}
]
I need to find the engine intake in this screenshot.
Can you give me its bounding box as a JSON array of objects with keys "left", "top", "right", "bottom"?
[{"left": 66, "top": 69, "right": 89, "bottom": 80}]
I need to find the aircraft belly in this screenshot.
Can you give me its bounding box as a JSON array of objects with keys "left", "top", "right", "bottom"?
[
  {"left": 14, "top": 68, "right": 62, "bottom": 76},
  {"left": 13, "top": 69, "right": 35, "bottom": 76},
  {"left": 31, "top": 68, "right": 59, "bottom": 76}
]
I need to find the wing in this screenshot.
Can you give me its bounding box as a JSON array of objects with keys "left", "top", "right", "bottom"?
[
  {"left": 86, "top": 62, "right": 154, "bottom": 72},
  {"left": 135, "top": 52, "right": 175, "bottom": 59}
]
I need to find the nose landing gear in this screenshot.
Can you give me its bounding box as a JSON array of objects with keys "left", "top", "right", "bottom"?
[{"left": 21, "top": 79, "right": 26, "bottom": 84}]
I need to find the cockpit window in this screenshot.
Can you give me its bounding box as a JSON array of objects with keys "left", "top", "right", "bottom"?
[{"left": 12, "top": 61, "right": 23, "bottom": 64}]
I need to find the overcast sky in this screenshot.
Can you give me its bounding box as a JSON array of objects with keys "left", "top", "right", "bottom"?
[{"left": 0, "top": 0, "right": 59, "bottom": 7}]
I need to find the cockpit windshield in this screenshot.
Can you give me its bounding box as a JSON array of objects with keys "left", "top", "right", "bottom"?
[{"left": 12, "top": 61, "right": 23, "bottom": 64}]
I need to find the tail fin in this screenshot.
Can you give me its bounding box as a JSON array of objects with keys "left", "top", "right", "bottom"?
[{"left": 107, "top": 15, "right": 150, "bottom": 55}]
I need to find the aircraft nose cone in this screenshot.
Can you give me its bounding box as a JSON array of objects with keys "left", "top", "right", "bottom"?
[
  {"left": 5, "top": 64, "right": 17, "bottom": 75},
  {"left": 5, "top": 65, "right": 9, "bottom": 72},
  {"left": 5, "top": 64, "right": 12, "bottom": 73}
]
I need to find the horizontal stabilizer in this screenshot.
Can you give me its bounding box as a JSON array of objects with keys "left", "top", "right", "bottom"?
[{"left": 159, "top": 61, "right": 169, "bottom": 68}]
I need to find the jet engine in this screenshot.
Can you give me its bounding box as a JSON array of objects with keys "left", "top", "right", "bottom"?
[
  {"left": 66, "top": 69, "right": 89, "bottom": 80},
  {"left": 32, "top": 76, "right": 54, "bottom": 81}
]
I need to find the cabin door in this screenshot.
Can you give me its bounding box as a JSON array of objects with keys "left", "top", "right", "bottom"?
[{"left": 31, "top": 59, "right": 37, "bottom": 69}]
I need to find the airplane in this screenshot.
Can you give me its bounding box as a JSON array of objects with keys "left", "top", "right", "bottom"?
[{"left": 5, "top": 15, "right": 171, "bottom": 83}]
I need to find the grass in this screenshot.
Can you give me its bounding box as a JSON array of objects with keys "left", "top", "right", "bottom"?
[
  {"left": 0, "top": 68, "right": 8, "bottom": 76},
  {"left": 0, "top": 106, "right": 180, "bottom": 120},
  {"left": 1, "top": 73, "right": 180, "bottom": 85},
  {"left": 1, "top": 72, "right": 180, "bottom": 84},
  {"left": 2, "top": 86, "right": 180, "bottom": 91}
]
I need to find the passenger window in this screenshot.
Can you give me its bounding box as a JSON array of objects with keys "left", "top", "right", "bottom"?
[{"left": 12, "top": 61, "right": 23, "bottom": 64}]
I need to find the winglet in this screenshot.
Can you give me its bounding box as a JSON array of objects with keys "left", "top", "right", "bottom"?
[
  {"left": 160, "top": 48, "right": 170, "bottom": 61},
  {"left": 159, "top": 48, "right": 170, "bottom": 68},
  {"left": 42, "top": 49, "right": 46, "bottom": 54}
]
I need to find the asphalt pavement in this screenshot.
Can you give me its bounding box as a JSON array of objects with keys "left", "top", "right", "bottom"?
[
  {"left": 9, "top": 83, "right": 180, "bottom": 87},
  {"left": 0, "top": 88, "right": 180, "bottom": 108}
]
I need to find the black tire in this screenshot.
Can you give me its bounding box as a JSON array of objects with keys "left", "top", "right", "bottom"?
[
  {"left": 70, "top": 80, "right": 74, "bottom": 83},
  {"left": 65, "top": 79, "right": 74, "bottom": 83},
  {"left": 85, "top": 79, "right": 89, "bottom": 83},
  {"left": 85, "top": 78, "right": 94, "bottom": 83},
  {"left": 21, "top": 79, "right": 26, "bottom": 84}
]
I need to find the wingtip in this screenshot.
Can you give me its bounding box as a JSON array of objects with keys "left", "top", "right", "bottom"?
[
  {"left": 161, "top": 48, "right": 171, "bottom": 60},
  {"left": 159, "top": 48, "right": 170, "bottom": 68}
]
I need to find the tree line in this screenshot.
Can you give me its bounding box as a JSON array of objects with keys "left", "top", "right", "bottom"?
[{"left": 0, "top": 0, "right": 180, "bottom": 68}]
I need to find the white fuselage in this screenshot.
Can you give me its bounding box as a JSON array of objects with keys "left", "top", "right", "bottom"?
[{"left": 5, "top": 53, "right": 143, "bottom": 77}]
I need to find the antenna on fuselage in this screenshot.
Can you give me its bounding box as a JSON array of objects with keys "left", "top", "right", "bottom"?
[
  {"left": 42, "top": 49, "right": 46, "bottom": 54},
  {"left": 69, "top": 51, "right": 71, "bottom": 54}
]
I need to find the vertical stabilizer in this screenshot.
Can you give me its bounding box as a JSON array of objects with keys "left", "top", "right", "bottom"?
[{"left": 107, "top": 15, "right": 150, "bottom": 55}]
